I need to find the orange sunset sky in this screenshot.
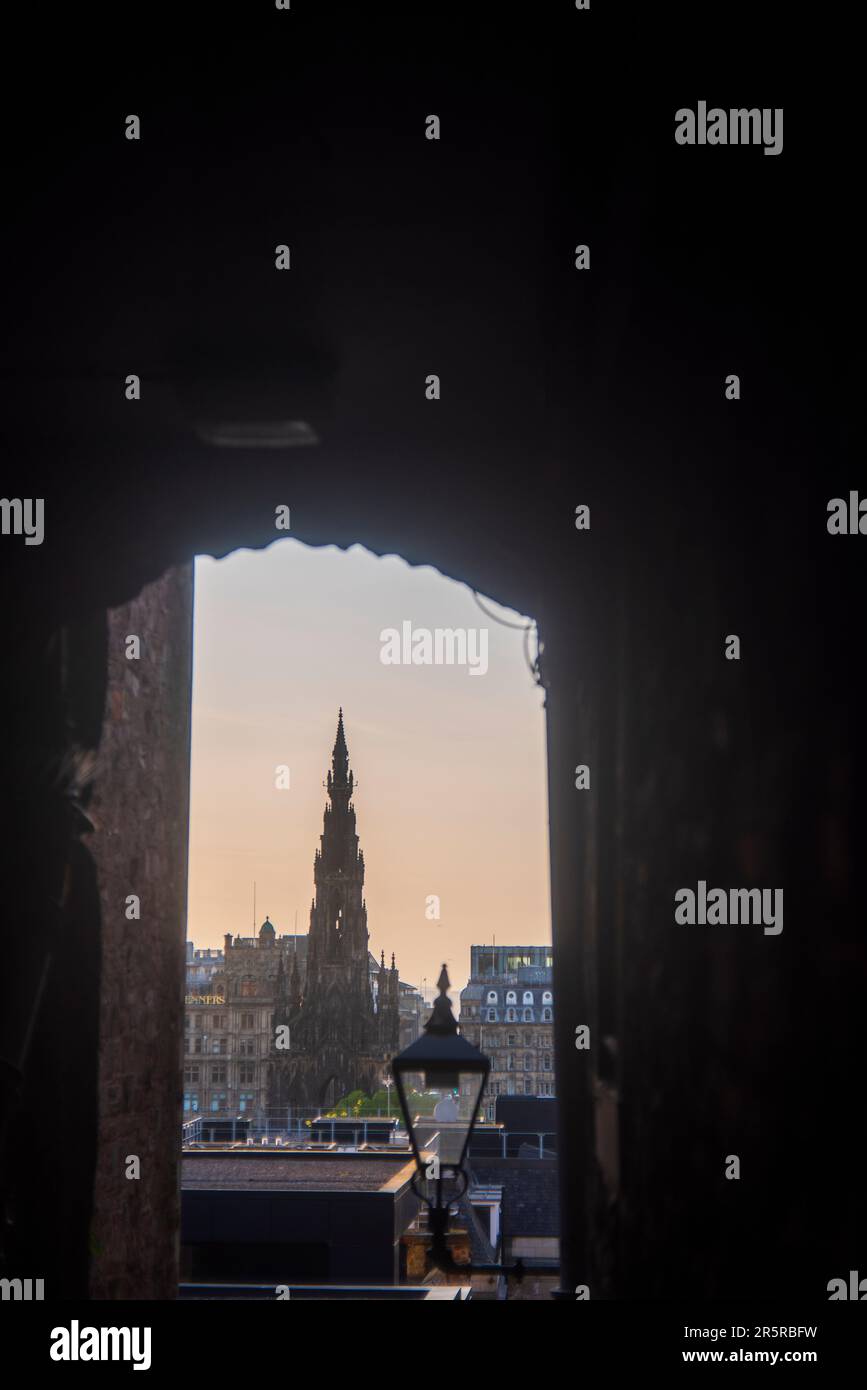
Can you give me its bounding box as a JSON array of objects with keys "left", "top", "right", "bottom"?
[{"left": 186, "top": 539, "right": 551, "bottom": 996}]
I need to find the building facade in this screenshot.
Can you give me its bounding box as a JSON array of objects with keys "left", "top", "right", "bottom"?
[
  {"left": 270, "top": 711, "right": 401, "bottom": 1108},
  {"left": 183, "top": 921, "right": 308, "bottom": 1118},
  {"left": 458, "top": 945, "right": 555, "bottom": 1121},
  {"left": 185, "top": 942, "right": 224, "bottom": 996}
]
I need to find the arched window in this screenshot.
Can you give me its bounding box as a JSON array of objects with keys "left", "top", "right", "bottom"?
[
  {"left": 487, "top": 990, "right": 498, "bottom": 1004},
  {"left": 542, "top": 990, "right": 552, "bottom": 1004},
  {"left": 523, "top": 1008, "right": 533, "bottom": 1022},
  {"left": 506, "top": 1007, "right": 517, "bottom": 1023},
  {"left": 523, "top": 991, "right": 534, "bottom": 1005},
  {"left": 542, "top": 1006, "right": 552, "bottom": 1021},
  {"left": 506, "top": 990, "right": 517, "bottom": 1005},
  {"left": 487, "top": 1008, "right": 497, "bottom": 1022}
]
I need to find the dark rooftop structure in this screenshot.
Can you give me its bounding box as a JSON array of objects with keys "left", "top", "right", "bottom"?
[
  {"left": 182, "top": 1152, "right": 411, "bottom": 1193},
  {"left": 181, "top": 1150, "right": 419, "bottom": 1286}
]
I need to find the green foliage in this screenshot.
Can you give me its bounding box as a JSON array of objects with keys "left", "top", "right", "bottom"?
[{"left": 329, "top": 1085, "right": 439, "bottom": 1117}]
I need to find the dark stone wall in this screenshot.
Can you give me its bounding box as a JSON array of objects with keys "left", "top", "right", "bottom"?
[
  {"left": 87, "top": 565, "right": 194, "bottom": 1298},
  {"left": 0, "top": 9, "right": 861, "bottom": 1303}
]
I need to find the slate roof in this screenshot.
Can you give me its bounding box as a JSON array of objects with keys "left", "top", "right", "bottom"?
[
  {"left": 469, "top": 1160, "right": 560, "bottom": 1238},
  {"left": 182, "top": 1155, "right": 413, "bottom": 1193}
]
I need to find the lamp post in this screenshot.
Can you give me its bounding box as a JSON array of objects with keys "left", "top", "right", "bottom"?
[{"left": 392, "top": 964, "right": 523, "bottom": 1280}]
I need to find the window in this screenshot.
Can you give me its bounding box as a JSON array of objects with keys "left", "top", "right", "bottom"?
[
  {"left": 211, "top": 1064, "right": 227, "bottom": 1084},
  {"left": 241, "top": 1012, "right": 255, "bottom": 1030},
  {"left": 192, "top": 1037, "right": 203, "bottom": 1055},
  {"left": 212, "top": 1038, "right": 227, "bottom": 1055},
  {"left": 523, "top": 991, "right": 534, "bottom": 1005},
  {"left": 487, "top": 1009, "right": 497, "bottom": 1022},
  {"left": 194, "top": 1015, "right": 203, "bottom": 1030},
  {"left": 507, "top": 1054, "right": 515, "bottom": 1071},
  {"left": 506, "top": 990, "right": 517, "bottom": 1005},
  {"left": 239, "top": 1062, "right": 255, "bottom": 1085},
  {"left": 209, "top": 1092, "right": 228, "bottom": 1113},
  {"left": 542, "top": 1007, "right": 552, "bottom": 1021},
  {"left": 239, "top": 1037, "right": 255, "bottom": 1057},
  {"left": 542, "top": 991, "right": 553, "bottom": 1004},
  {"left": 486, "top": 991, "right": 498, "bottom": 1004},
  {"left": 183, "top": 1092, "right": 199, "bottom": 1113},
  {"left": 524, "top": 1078, "right": 533, "bottom": 1094},
  {"left": 543, "top": 1053, "right": 552, "bottom": 1070},
  {"left": 507, "top": 1032, "right": 516, "bottom": 1045},
  {"left": 211, "top": 1014, "right": 227, "bottom": 1030},
  {"left": 524, "top": 1053, "right": 532, "bottom": 1070},
  {"left": 506, "top": 1008, "right": 517, "bottom": 1022},
  {"left": 523, "top": 1008, "right": 534, "bottom": 1022},
  {"left": 238, "top": 1092, "right": 256, "bottom": 1112},
  {"left": 184, "top": 1065, "right": 200, "bottom": 1084}
]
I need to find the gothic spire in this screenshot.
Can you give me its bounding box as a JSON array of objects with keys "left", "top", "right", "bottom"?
[{"left": 331, "top": 707, "right": 349, "bottom": 786}]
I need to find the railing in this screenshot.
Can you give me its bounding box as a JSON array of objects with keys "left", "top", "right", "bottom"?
[
  {"left": 182, "top": 1116, "right": 203, "bottom": 1144},
  {"left": 492, "top": 1129, "right": 556, "bottom": 1159},
  {"left": 181, "top": 1110, "right": 410, "bottom": 1149},
  {"left": 181, "top": 1114, "right": 556, "bottom": 1159}
]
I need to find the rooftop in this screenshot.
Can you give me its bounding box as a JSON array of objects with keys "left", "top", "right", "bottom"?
[{"left": 182, "top": 1153, "right": 415, "bottom": 1194}]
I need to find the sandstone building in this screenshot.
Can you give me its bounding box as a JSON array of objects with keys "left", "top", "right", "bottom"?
[
  {"left": 183, "top": 922, "right": 307, "bottom": 1118},
  {"left": 459, "top": 945, "right": 555, "bottom": 1120}
]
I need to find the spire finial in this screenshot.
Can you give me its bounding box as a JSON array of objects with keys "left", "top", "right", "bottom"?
[
  {"left": 425, "top": 964, "right": 458, "bottom": 1036},
  {"left": 331, "top": 707, "right": 350, "bottom": 786}
]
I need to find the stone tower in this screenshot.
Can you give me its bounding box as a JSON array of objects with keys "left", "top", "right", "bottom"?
[{"left": 270, "top": 710, "right": 400, "bottom": 1108}]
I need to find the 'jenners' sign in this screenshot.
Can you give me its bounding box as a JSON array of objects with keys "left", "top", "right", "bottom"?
[{"left": 185, "top": 994, "right": 225, "bottom": 1005}]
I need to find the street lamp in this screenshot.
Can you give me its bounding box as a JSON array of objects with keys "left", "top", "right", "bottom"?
[{"left": 392, "top": 964, "right": 522, "bottom": 1279}]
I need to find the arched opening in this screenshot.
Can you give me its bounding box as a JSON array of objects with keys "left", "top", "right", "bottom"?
[{"left": 184, "top": 536, "right": 552, "bottom": 1144}]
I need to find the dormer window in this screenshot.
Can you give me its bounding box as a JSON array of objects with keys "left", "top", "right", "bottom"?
[
  {"left": 506, "top": 990, "right": 517, "bottom": 1005},
  {"left": 487, "top": 990, "right": 498, "bottom": 1004},
  {"left": 523, "top": 991, "right": 534, "bottom": 1005}
]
